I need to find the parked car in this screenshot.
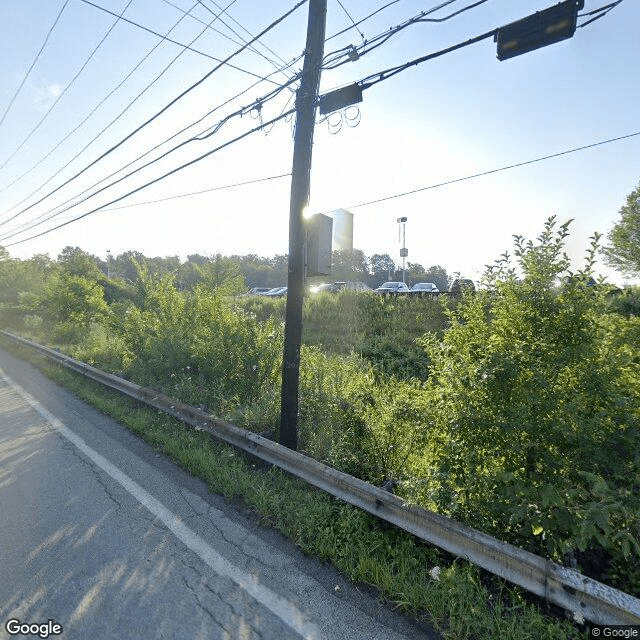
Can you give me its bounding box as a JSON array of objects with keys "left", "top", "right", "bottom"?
[
  {"left": 449, "top": 279, "right": 475, "bottom": 296},
  {"left": 248, "top": 287, "right": 272, "bottom": 295},
  {"left": 311, "top": 281, "right": 373, "bottom": 294},
  {"left": 410, "top": 282, "right": 439, "bottom": 297},
  {"left": 263, "top": 287, "right": 287, "bottom": 297},
  {"left": 310, "top": 283, "right": 339, "bottom": 294},
  {"left": 333, "top": 281, "right": 372, "bottom": 292},
  {"left": 375, "top": 281, "right": 410, "bottom": 294}
]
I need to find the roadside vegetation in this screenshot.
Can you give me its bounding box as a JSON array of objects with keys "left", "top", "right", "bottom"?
[
  {"left": 0, "top": 337, "right": 583, "bottom": 640},
  {"left": 1, "top": 217, "right": 639, "bottom": 638}
]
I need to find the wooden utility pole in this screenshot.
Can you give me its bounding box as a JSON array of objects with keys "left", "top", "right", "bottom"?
[{"left": 280, "top": 0, "right": 327, "bottom": 450}]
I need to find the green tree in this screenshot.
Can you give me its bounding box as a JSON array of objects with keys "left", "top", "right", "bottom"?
[
  {"left": 368, "top": 253, "right": 396, "bottom": 287},
  {"left": 199, "top": 254, "right": 245, "bottom": 294},
  {"left": 57, "top": 246, "right": 103, "bottom": 280},
  {"left": 331, "top": 249, "right": 368, "bottom": 282},
  {"left": 113, "top": 251, "right": 147, "bottom": 282},
  {"left": 0, "top": 250, "right": 51, "bottom": 309},
  {"left": 416, "top": 217, "right": 640, "bottom": 571},
  {"left": 602, "top": 181, "right": 640, "bottom": 276},
  {"left": 405, "top": 261, "right": 427, "bottom": 286},
  {"left": 230, "top": 254, "right": 280, "bottom": 288},
  {"left": 40, "top": 272, "right": 109, "bottom": 341},
  {"left": 423, "top": 265, "right": 449, "bottom": 292}
]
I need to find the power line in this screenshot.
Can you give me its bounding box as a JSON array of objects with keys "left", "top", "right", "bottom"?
[
  {"left": 335, "top": 0, "right": 365, "bottom": 41},
  {"left": 76, "top": 0, "right": 241, "bottom": 66},
  {"left": 196, "top": 0, "right": 294, "bottom": 77},
  {"left": 356, "top": 28, "right": 496, "bottom": 89},
  {"left": 338, "top": 131, "right": 640, "bottom": 211},
  {"left": 0, "top": 0, "right": 71, "bottom": 130},
  {"left": 0, "top": 1, "right": 202, "bottom": 195},
  {"left": 1, "top": 0, "right": 236, "bottom": 215},
  {"left": 159, "top": 0, "right": 293, "bottom": 80},
  {"left": 325, "top": 0, "right": 404, "bottom": 42},
  {"left": 0, "top": 81, "right": 296, "bottom": 240},
  {"left": 207, "top": 0, "right": 292, "bottom": 67},
  {"left": 0, "top": 0, "right": 400, "bottom": 200},
  {"left": 1, "top": 0, "right": 308, "bottom": 226},
  {"left": 3, "top": 108, "right": 296, "bottom": 247},
  {"left": 101, "top": 172, "right": 291, "bottom": 211},
  {"left": 577, "top": 0, "right": 624, "bottom": 28},
  {"left": 76, "top": 0, "right": 283, "bottom": 82},
  {"left": 323, "top": 0, "right": 487, "bottom": 70},
  {"left": 0, "top": 0, "right": 135, "bottom": 173},
  {"left": 349, "top": 0, "right": 616, "bottom": 92},
  {"left": 0, "top": 59, "right": 302, "bottom": 242}
]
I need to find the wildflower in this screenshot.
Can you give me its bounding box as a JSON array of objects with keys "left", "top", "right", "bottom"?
[
  {"left": 429, "top": 566, "right": 441, "bottom": 581},
  {"left": 572, "top": 611, "right": 584, "bottom": 625}
]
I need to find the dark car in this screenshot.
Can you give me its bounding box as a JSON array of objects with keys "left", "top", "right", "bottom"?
[
  {"left": 410, "top": 282, "right": 440, "bottom": 297},
  {"left": 449, "top": 279, "right": 476, "bottom": 296}
]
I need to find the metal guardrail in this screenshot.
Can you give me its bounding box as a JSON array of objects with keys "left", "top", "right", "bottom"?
[{"left": 2, "top": 329, "right": 639, "bottom": 626}]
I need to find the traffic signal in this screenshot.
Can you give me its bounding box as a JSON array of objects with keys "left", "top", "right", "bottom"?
[{"left": 496, "top": 0, "right": 584, "bottom": 61}]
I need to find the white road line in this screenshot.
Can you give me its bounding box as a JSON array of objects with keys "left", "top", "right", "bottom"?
[{"left": 0, "top": 368, "right": 320, "bottom": 640}]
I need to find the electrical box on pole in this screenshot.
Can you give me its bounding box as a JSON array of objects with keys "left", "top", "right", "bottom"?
[
  {"left": 495, "top": 0, "right": 584, "bottom": 61},
  {"left": 318, "top": 83, "right": 363, "bottom": 115},
  {"left": 306, "top": 213, "right": 333, "bottom": 276}
]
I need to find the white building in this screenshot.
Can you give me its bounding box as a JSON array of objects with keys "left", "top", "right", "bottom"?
[{"left": 329, "top": 209, "right": 353, "bottom": 252}]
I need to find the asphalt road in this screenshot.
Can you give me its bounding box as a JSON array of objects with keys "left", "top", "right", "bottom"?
[{"left": 0, "top": 347, "right": 439, "bottom": 640}]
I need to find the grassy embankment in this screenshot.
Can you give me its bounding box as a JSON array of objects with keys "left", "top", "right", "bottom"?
[{"left": 0, "top": 291, "right": 588, "bottom": 640}]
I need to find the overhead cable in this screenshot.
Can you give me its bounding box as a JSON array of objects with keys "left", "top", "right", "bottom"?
[
  {"left": 356, "top": 28, "right": 497, "bottom": 89},
  {"left": 194, "top": 0, "right": 294, "bottom": 78},
  {"left": 325, "top": 0, "right": 404, "bottom": 42},
  {"left": 0, "top": 0, "right": 135, "bottom": 173},
  {"left": 577, "top": 0, "right": 624, "bottom": 28},
  {"left": 0, "top": 58, "right": 301, "bottom": 238},
  {"left": 349, "top": 0, "right": 618, "bottom": 92},
  {"left": 0, "top": 0, "right": 71, "bottom": 130},
  {"left": 1, "top": 0, "right": 308, "bottom": 225},
  {"left": 338, "top": 131, "right": 640, "bottom": 211},
  {"left": 335, "top": 0, "right": 365, "bottom": 41},
  {"left": 208, "top": 0, "right": 292, "bottom": 66},
  {"left": 0, "top": 80, "right": 297, "bottom": 239},
  {"left": 2, "top": 108, "right": 296, "bottom": 247},
  {"left": 0, "top": 0, "right": 203, "bottom": 196},
  {"left": 323, "top": 0, "right": 488, "bottom": 70},
  {"left": 77, "top": 0, "right": 279, "bottom": 81},
  {"left": 10, "top": 70, "right": 301, "bottom": 234},
  {"left": 101, "top": 172, "right": 291, "bottom": 211}
]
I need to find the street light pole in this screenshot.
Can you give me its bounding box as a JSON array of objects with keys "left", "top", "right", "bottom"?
[
  {"left": 279, "top": 0, "right": 327, "bottom": 451},
  {"left": 397, "top": 216, "right": 407, "bottom": 283}
]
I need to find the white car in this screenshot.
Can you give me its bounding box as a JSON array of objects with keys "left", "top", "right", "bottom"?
[
  {"left": 374, "top": 281, "right": 410, "bottom": 294},
  {"left": 263, "top": 287, "right": 287, "bottom": 297}
]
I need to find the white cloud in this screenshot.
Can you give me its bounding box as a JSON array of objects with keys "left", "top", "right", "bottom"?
[{"left": 33, "top": 82, "right": 64, "bottom": 112}]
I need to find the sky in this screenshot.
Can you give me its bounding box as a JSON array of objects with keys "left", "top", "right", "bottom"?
[{"left": 0, "top": 0, "right": 638, "bottom": 285}]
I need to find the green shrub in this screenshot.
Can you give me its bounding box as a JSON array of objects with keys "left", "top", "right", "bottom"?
[
  {"left": 410, "top": 218, "right": 640, "bottom": 592},
  {"left": 608, "top": 286, "right": 640, "bottom": 317}
]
